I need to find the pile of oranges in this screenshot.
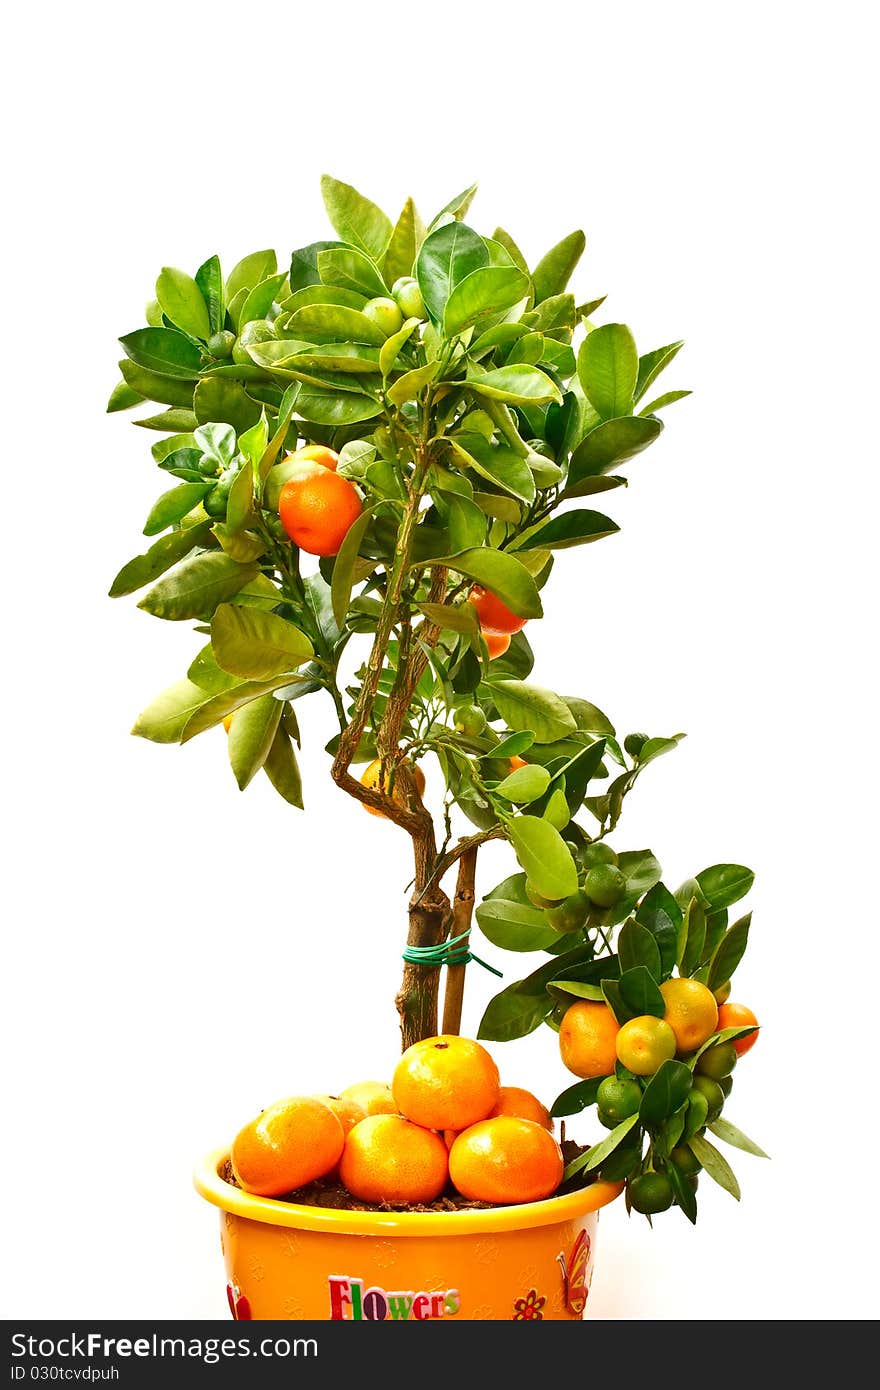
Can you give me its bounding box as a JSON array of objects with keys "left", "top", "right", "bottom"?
[{"left": 230, "top": 1036, "right": 564, "bottom": 1208}]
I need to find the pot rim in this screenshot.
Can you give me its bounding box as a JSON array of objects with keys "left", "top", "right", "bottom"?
[{"left": 194, "top": 1147, "right": 622, "bottom": 1237}]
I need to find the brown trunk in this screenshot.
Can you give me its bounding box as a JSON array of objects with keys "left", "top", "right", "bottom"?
[{"left": 395, "top": 826, "right": 450, "bottom": 1051}]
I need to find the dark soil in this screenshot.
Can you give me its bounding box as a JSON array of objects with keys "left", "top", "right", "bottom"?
[{"left": 220, "top": 1139, "right": 595, "bottom": 1213}]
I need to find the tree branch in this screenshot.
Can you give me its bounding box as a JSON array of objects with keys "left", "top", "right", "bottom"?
[{"left": 441, "top": 843, "right": 478, "bottom": 1035}]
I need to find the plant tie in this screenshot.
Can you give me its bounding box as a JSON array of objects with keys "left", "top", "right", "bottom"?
[{"left": 402, "top": 930, "right": 502, "bottom": 977}]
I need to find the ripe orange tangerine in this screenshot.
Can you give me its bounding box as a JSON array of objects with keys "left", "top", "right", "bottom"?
[
  {"left": 278, "top": 468, "right": 362, "bottom": 556},
  {"left": 489, "top": 1085, "right": 553, "bottom": 1130},
  {"left": 484, "top": 631, "right": 511, "bottom": 660},
  {"left": 508, "top": 755, "right": 528, "bottom": 771},
  {"left": 311, "top": 1094, "right": 366, "bottom": 1136},
  {"left": 558, "top": 1000, "right": 620, "bottom": 1079},
  {"left": 392, "top": 1035, "right": 500, "bottom": 1132},
  {"left": 659, "top": 977, "right": 719, "bottom": 1053},
  {"left": 360, "top": 759, "right": 426, "bottom": 816},
  {"left": 339, "top": 1114, "right": 449, "bottom": 1205},
  {"left": 230, "top": 1095, "right": 344, "bottom": 1197},
  {"left": 449, "top": 1117, "right": 563, "bottom": 1204},
  {"left": 287, "top": 444, "right": 338, "bottom": 471},
  {"left": 336, "top": 1080, "right": 397, "bottom": 1117},
  {"left": 468, "top": 586, "right": 528, "bottom": 635},
  {"left": 717, "top": 1001, "right": 760, "bottom": 1056}
]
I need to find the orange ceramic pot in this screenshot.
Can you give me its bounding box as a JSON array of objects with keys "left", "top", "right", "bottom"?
[{"left": 194, "top": 1148, "right": 622, "bottom": 1322}]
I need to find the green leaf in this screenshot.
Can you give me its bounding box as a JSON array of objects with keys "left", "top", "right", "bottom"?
[
  {"left": 317, "top": 246, "right": 387, "bottom": 299},
  {"left": 563, "top": 698, "right": 615, "bottom": 736},
  {"left": 387, "top": 360, "right": 439, "bottom": 406},
  {"left": 181, "top": 673, "right": 305, "bottom": 741},
  {"left": 490, "top": 227, "right": 529, "bottom": 275},
  {"left": 515, "top": 509, "right": 619, "bottom": 551},
  {"left": 284, "top": 302, "right": 388, "bottom": 346},
  {"left": 688, "top": 1025, "right": 758, "bottom": 1068},
  {"left": 416, "top": 601, "right": 479, "bottom": 636},
  {"left": 143, "top": 481, "right": 209, "bottom": 536},
  {"left": 416, "top": 221, "right": 489, "bottom": 323},
  {"left": 566, "top": 417, "right": 663, "bottom": 490},
  {"left": 564, "top": 1114, "right": 641, "bottom": 1180},
  {"left": 442, "top": 494, "right": 488, "bottom": 553},
  {"left": 679, "top": 897, "right": 707, "bottom": 978},
  {"left": 618, "top": 965, "right": 665, "bottom": 1018},
  {"left": 331, "top": 505, "right": 376, "bottom": 627},
  {"left": 466, "top": 365, "right": 562, "bottom": 406},
  {"left": 239, "top": 272, "right": 287, "bottom": 328},
  {"left": 618, "top": 918, "right": 662, "bottom": 981},
  {"left": 440, "top": 549, "right": 542, "bottom": 620},
  {"left": 688, "top": 1133, "right": 741, "bottom": 1201},
  {"left": 131, "top": 678, "right": 211, "bottom": 744},
  {"left": 696, "top": 864, "right": 755, "bottom": 911},
  {"left": 667, "top": 1158, "right": 698, "bottom": 1223},
  {"left": 709, "top": 1117, "right": 769, "bottom": 1159},
  {"left": 707, "top": 913, "right": 751, "bottom": 991},
  {"left": 211, "top": 604, "right": 313, "bottom": 680},
  {"left": 635, "top": 882, "right": 682, "bottom": 980},
  {"left": 475, "top": 899, "right": 560, "bottom": 953},
  {"left": 443, "top": 266, "right": 529, "bottom": 337},
  {"left": 635, "top": 340, "right": 684, "bottom": 404},
  {"left": 639, "top": 389, "right": 692, "bottom": 415},
  {"left": 226, "top": 250, "right": 277, "bottom": 302},
  {"left": 133, "top": 407, "right": 199, "bottom": 433},
  {"left": 193, "top": 378, "right": 261, "bottom": 434},
  {"left": 119, "top": 358, "right": 197, "bottom": 408},
  {"left": 508, "top": 816, "right": 579, "bottom": 900},
  {"left": 264, "top": 726, "right": 304, "bottom": 808},
  {"left": 551, "top": 1077, "right": 602, "bottom": 1118},
  {"left": 531, "top": 230, "right": 586, "bottom": 304},
  {"left": 288, "top": 241, "right": 340, "bottom": 293},
  {"left": 108, "top": 521, "right": 213, "bottom": 598},
  {"left": 119, "top": 328, "right": 202, "bottom": 378},
  {"left": 225, "top": 459, "right": 256, "bottom": 536},
  {"left": 139, "top": 552, "right": 258, "bottom": 621},
  {"left": 477, "top": 983, "right": 552, "bottom": 1042},
  {"left": 447, "top": 434, "right": 536, "bottom": 503},
  {"left": 429, "top": 182, "right": 479, "bottom": 229},
  {"left": 227, "top": 693, "right": 282, "bottom": 791},
  {"left": 577, "top": 324, "right": 638, "bottom": 419},
  {"left": 195, "top": 255, "right": 224, "bottom": 335},
  {"left": 618, "top": 849, "right": 662, "bottom": 899},
  {"left": 489, "top": 680, "right": 576, "bottom": 743},
  {"left": 494, "top": 764, "right": 552, "bottom": 804},
  {"left": 295, "top": 386, "right": 381, "bottom": 426},
  {"left": 188, "top": 643, "right": 237, "bottom": 695},
  {"left": 379, "top": 317, "right": 419, "bottom": 375},
  {"left": 156, "top": 267, "right": 212, "bottom": 340},
  {"left": 321, "top": 174, "right": 392, "bottom": 261},
  {"left": 638, "top": 1060, "right": 692, "bottom": 1126},
  {"left": 107, "top": 380, "right": 143, "bottom": 412},
  {"left": 383, "top": 197, "right": 425, "bottom": 284}
]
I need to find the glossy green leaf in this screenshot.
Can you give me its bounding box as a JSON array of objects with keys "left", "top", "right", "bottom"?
[
  {"left": 417, "top": 600, "right": 479, "bottom": 635},
  {"left": 143, "top": 481, "right": 210, "bottom": 536},
  {"left": 383, "top": 197, "right": 425, "bottom": 283},
  {"left": 689, "top": 1133, "right": 741, "bottom": 1200},
  {"left": 494, "top": 763, "right": 552, "bottom": 803},
  {"left": 551, "top": 1077, "right": 602, "bottom": 1118},
  {"left": 133, "top": 407, "right": 199, "bottom": 433},
  {"left": 226, "top": 250, "right": 277, "bottom": 302},
  {"left": 635, "top": 882, "right": 682, "bottom": 980},
  {"left": 437, "top": 548, "right": 542, "bottom": 621},
  {"left": 564, "top": 1114, "right": 641, "bottom": 1180},
  {"left": 156, "top": 266, "right": 212, "bottom": 340},
  {"left": 689, "top": 1025, "right": 758, "bottom": 1068},
  {"left": 119, "top": 358, "right": 197, "bottom": 408},
  {"left": 635, "top": 340, "right": 684, "bottom": 403},
  {"left": 181, "top": 673, "right": 306, "bottom": 741},
  {"left": 193, "top": 378, "right": 261, "bottom": 434},
  {"left": 443, "top": 266, "right": 529, "bottom": 337},
  {"left": 709, "top": 1117, "right": 769, "bottom": 1159},
  {"left": 489, "top": 680, "right": 576, "bottom": 743},
  {"left": 131, "top": 678, "right": 211, "bottom": 744},
  {"left": 119, "top": 328, "right": 202, "bottom": 378},
  {"left": 108, "top": 521, "right": 213, "bottom": 598},
  {"left": 264, "top": 726, "right": 304, "bottom": 808},
  {"left": 475, "top": 899, "right": 560, "bottom": 952},
  {"left": 187, "top": 643, "right": 238, "bottom": 695},
  {"left": 490, "top": 227, "right": 529, "bottom": 275},
  {"left": 667, "top": 1158, "right": 698, "bottom": 1223},
  {"left": 639, "top": 1059, "right": 692, "bottom": 1126},
  {"left": 516, "top": 509, "right": 619, "bottom": 551},
  {"left": 321, "top": 174, "right": 392, "bottom": 261},
  {"left": 618, "top": 918, "right": 662, "bottom": 981},
  {"left": 139, "top": 552, "right": 258, "bottom": 621},
  {"left": 563, "top": 698, "right": 615, "bottom": 736},
  {"left": 577, "top": 323, "right": 638, "bottom": 419},
  {"left": 696, "top": 864, "right": 755, "bottom": 910},
  {"left": 288, "top": 240, "right": 341, "bottom": 293},
  {"left": 447, "top": 433, "right": 536, "bottom": 503},
  {"left": 106, "top": 381, "right": 142, "bottom": 412},
  {"left": 387, "top": 360, "right": 439, "bottom": 406},
  {"left": 239, "top": 272, "right": 287, "bottom": 327},
  {"left": 284, "top": 303, "right": 388, "bottom": 346},
  {"left": 195, "top": 255, "right": 224, "bottom": 334},
  {"left": 416, "top": 221, "right": 489, "bottom": 322},
  {"left": 227, "top": 693, "right": 282, "bottom": 790},
  {"left": 566, "top": 416, "right": 663, "bottom": 491},
  {"left": 707, "top": 913, "right": 751, "bottom": 991},
  {"left": 331, "top": 505, "right": 376, "bottom": 627},
  {"left": 317, "top": 246, "right": 387, "bottom": 299},
  {"left": 212, "top": 604, "right": 313, "bottom": 680},
  {"left": 531, "top": 230, "right": 586, "bottom": 304},
  {"left": 441, "top": 494, "right": 487, "bottom": 553},
  {"left": 429, "top": 182, "right": 479, "bottom": 229},
  {"left": 466, "top": 365, "right": 562, "bottom": 406},
  {"left": 679, "top": 897, "right": 707, "bottom": 978},
  {"left": 295, "top": 387, "right": 382, "bottom": 425},
  {"left": 508, "top": 816, "right": 579, "bottom": 900},
  {"left": 639, "top": 389, "right": 692, "bottom": 415},
  {"left": 477, "top": 984, "right": 552, "bottom": 1042},
  {"left": 379, "top": 317, "right": 419, "bottom": 375},
  {"left": 618, "top": 965, "right": 666, "bottom": 1018}
]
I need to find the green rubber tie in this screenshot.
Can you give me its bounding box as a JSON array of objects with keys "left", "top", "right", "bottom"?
[{"left": 402, "top": 929, "right": 503, "bottom": 978}]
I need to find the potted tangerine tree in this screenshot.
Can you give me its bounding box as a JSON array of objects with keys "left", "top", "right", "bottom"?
[{"left": 108, "top": 176, "right": 766, "bottom": 1322}]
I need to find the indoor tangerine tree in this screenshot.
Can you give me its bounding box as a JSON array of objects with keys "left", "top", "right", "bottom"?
[{"left": 109, "top": 175, "right": 765, "bottom": 1224}]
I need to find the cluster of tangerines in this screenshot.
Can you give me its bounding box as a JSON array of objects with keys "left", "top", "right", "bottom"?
[{"left": 230, "top": 1035, "right": 565, "bottom": 1209}]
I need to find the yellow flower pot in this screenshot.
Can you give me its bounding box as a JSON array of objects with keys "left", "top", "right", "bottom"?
[{"left": 194, "top": 1148, "right": 622, "bottom": 1322}]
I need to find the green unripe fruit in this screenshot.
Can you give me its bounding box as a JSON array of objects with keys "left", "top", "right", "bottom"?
[
  {"left": 453, "top": 704, "right": 486, "bottom": 737},
  {"left": 526, "top": 438, "right": 555, "bottom": 459},
  {"left": 204, "top": 485, "right": 229, "bottom": 518},
  {"left": 546, "top": 889, "right": 591, "bottom": 934},
  {"left": 695, "top": 1042, "right": 738, "bottom": 1080},
  {"left": 199, "top": 454, "right": 222, "bottom": 477},
  {"left": 719, "top": 1075, "right": 734, "bottom": 1098},
  {"left": 232, "top": 318, "right": 275, "bottom": 364},
  {"left": 581, "top": 842, "right": 618, "bottom": 868},
  {"left": 627, "top": 1172, "right": 674, "bottom": 1215},
  {"left": 691, "top": 1074, "right": 725, "bottom": 1123},
  {"left": 391, "top": 276, "right": 426, "bottom": 320},
  {"left": 683, "top": 1088, "right": 709, "bottom": 1140},
  {"left": 525, "top": 879, "right": 563, "bottom": 910},
  {"left": 596, "top": 1077, "right": 642, "bottom": 1123},
  {"left": 207, "top": 330, "right": 236, "bottom": 359},
  {"left": 670, "top": 1144, "right": 702, "bottom": 1177},
  {"left": 584, "top": 863, "right": 627, "bottom": 908},
  {"left": 624, "top": 732, "right": 649, "bottom": 758},
  {"left": 597, "top": 1108, "right": 618, "bottom": 1130},
  {"left": 363, "top": 296, "right": 404, "bottom": 336}
]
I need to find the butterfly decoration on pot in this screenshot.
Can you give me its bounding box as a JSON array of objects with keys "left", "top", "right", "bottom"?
[{"left": 557, "top": 1228, "right": 591, "bottom": 1315}]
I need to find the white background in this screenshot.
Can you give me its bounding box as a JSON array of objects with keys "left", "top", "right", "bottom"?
[{"left": 2, "top": 0, "right": 877, "bottom": 1322}]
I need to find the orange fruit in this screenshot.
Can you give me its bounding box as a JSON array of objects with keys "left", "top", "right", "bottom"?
[
  {"left": 659, "top": 977, "right": 719, "bottom": 1053},
  {"left": 278, "top": 468, "right": 362, "bottom": 556},
  {"left": 484, "top": 631, "right": 511, "bottom": 660},
  {"left": 311, "top": 1094, "right": 366, "bottom": 1136},
  {"left": 339, "top": 1114, "right": 449, "bottom": 1205},
  {"left": 616, "top": 1015, "right": 677, "bottom": 1075},
  {"left": 222, "top": 714, "right": 233, "bottom": 733},
  {"left": 287, "top": 444, "right": 338, "bottom": 471},
  {"left": 449, "top": 1117, "right": 563, "bottom": 1204},
  {"left": 468, "top": 586, "right": 528, "bottom": 635},
  {"left": 508, "top": 755, "right": 528, "bottom": 771},
  {"left": 488, "top": 1085, "right": 553, "bottom": 1130},
  {"left": 336, "top": 1080, "right": 397, "bottom": 1117},
  {"left": 230, "top": 1095, "right": 344, "bottom": 1197},
  {"left": 717, "top": 1001, "right": 759, "bottom": 1056},
  {"left": 359, "top": 758, "right": 426, "bottom": 817},
  {"left": 558, "top": 1000, "right": 620, "bottom": 1079},
  {"left": 392, "top": 1035, "right": 500, "bottom": 1131}
]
